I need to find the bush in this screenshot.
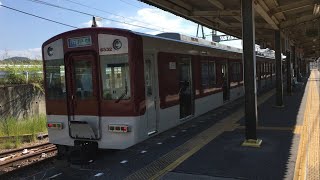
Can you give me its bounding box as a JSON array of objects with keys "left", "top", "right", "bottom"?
[{"left": 0, "top": 63, "right": 43, "bottom": 87}]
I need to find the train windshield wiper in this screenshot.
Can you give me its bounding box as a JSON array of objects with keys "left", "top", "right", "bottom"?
[{"left": 115, "top": 80, "right": 128, "bottom": 103}]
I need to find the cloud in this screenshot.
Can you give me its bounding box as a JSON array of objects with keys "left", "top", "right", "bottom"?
[
  {"left": 0, "top": 48, "right": 42, "bottom": 60},
  {"left": 80, "top": 8, "right": 198, "bottom": 36},
  {"left": 0, "top": 1, "right": 2, "bottom": 6},
  {"left": 109, "top": 8, "right": 198, "bottom": 36}
]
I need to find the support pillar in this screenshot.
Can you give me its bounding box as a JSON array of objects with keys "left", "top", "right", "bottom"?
[
  {"left": 275, "top": 30, "right": 284, "bottom": 107},
  {"left": 291, "top": 46, "right": 296, "bottom": 79},
  {"left": 297, "top": 57, "right": 302, "bottom": 81},
  {"left": 286, "top": 51, "right": 292, "bottom": 95},
  {"left": 241, "top": 0, "right": 261, "bottom": 147}
]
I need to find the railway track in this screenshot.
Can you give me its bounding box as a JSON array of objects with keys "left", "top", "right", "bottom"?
[
  {"left": 0, "top": 133, "right": 48, "bottom": 144},
  {"left": 0, "top": 142, "right": 57, "bottom": 174}
]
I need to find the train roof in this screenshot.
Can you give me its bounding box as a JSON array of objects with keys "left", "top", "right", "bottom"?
[
  {"left": 43, "top": 27, "right": 274, "bottom": 60},
  {"left": 134, "top": 31, "right": 275, "bottom": 60}
]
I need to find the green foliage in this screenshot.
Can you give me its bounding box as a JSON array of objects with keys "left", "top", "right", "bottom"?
[
  {"left": 0, "top": 138, "right": 21, "bottom": 149},
  {"left": 0, "top": 63, "right": 43, "bottom": 86},
  {"left": 0, "top": 115, "right": 47, "bottom": 137},
  {"left": 0, "top": 58, "right": 42, "bottom": 65}
]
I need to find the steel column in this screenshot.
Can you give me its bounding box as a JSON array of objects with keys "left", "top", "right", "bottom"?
[
  {"left": 297, "top": 57, "right": 302, "bottom": 81},
  {"left": 286, "top": 51, "right": 292, "bottom": 95},
  {"left": 291, "top": 46, "right": 296, "bottom": 78},
  {"left": 242, "top": 0, "right": 258, "bottom": 141},
  {"left": 275, "top": 30, "right": 283, "bottom": 106}
]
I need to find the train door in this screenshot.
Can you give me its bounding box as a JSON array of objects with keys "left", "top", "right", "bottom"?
[
  {"left": 66, "top": 53, "right": 100, "bottom": 140},
  {"left": 144, "top": 54, "right": 158, "bottom": 135},
  {"left": 222, "top": 63, "right": 230, "bottom": 102},
  {"left": 179, "top": 57, "right": 194, "bottom": 119}
]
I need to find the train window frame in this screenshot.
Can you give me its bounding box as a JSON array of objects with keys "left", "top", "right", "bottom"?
[
  {"left": 100, "top": 54, "right": 131, "bottom": 101},
  {"left": 231, "top": 62, "right": 241, "bottom": 82},
  {"left": 201, "top": 60, "right": 216, "bottom": 89},
  {"left": 45, "top": 59, "right": 66, "bottom": 100},
  {"left": 73, "top": 60, "right": 94, "bottom": 99}
]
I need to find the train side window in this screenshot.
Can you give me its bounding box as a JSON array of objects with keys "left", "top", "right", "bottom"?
[
  {"left": 201, "top": 60, "right": 216, "bottom": 88},
  {"left": 208, "top": 61, "right": 216, "bottom": 86},
  {"left": 100, "top": 54, "right": 131, "bottom": 100},
  {"left": 201, "top": 61, "right": 209, "bottom": 88},
  {"left": 232, "top": 62, "right": 241, "bottom": 82},
  {"left": 45, "top": 59, "right": 66, "bottom": 99}
]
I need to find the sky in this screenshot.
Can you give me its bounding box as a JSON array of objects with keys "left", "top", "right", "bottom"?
[{"left": 0, "top": 0, "right": 242, "bottom": 60}]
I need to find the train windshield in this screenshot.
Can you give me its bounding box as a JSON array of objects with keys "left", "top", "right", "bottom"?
[
  {"left": 45, "top": 59, "right": 66, "bottom": 99},
  {"left": 100, "top": 54, "right": 131, "bottom": 100}
]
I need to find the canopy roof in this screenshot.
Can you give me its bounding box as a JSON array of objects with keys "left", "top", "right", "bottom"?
[{"left": 141, "top": 0, "right": 320, "bottom": 58}]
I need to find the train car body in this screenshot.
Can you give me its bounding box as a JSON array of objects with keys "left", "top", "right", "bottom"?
[{"left": 42, "top": 28, "right": 275, "bottom": 151}]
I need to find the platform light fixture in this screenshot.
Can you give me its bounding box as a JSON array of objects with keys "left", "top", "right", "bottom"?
[{"left": 313, "top": 3, "right": 320, "bottom": 16}]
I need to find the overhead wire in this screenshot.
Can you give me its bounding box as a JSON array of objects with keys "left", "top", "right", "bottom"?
[
  {"left": 118, "top": 0, "right": 144, "bottom": 9},
  {"left": 26, "top": 0, "right": 167, "bottom": 33},
  {"left": 62, "top": 0, "right": 171, "bottom": 32},
  {"left": 0, "top": 4, "right": 77, "bottom": 28}
]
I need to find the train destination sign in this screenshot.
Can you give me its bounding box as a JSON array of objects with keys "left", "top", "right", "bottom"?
[{"left": 68, "top": 36, "right": 92, "bottom": 48}]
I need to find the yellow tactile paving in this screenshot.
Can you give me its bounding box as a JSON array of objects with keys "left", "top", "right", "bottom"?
[
  {"left": 305, "top": 70, "right": 320, "bottom": 180},
  {"left": 295, "top": 70, "right": 320, "bottom": 180}
]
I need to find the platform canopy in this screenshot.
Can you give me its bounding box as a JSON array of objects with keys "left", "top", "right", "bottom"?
[{"left": 140, "top": 0, "right": 320, "bottom": 58}]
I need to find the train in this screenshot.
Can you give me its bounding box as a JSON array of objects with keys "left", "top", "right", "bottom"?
[{"left": 42, "top": 27, "right": 276, "bottom": 155}]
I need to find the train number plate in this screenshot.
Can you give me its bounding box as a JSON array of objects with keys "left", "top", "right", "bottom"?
[{"left": 68, "top": 36, "right": 92, "bottom": 48}]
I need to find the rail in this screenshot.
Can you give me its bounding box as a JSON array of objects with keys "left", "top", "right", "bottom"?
[{"left": 0, "top": 142, "right": 57, "bottom": 174}]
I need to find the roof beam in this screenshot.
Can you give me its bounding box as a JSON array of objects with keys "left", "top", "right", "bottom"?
[
  {"left": 269, "top": 0, "right": 313, "bottom": 15},
  {"left": 191, "top": 10, "right": 241, "bottom": 17},
  {"left": 270, "top": 0, "right": 286, "bottom": 21},
  {"left": 213, "top": 18, "right": 231, "bottom": 27},
  {"left": 169, "top": 0, "right": 193, "bottom": 11},
  {"left": 229, "top": 23, "right": 275, "bottom": 30},
  {"left": 254, "top": 0, "right": 279, "bottom": 30},
  {"left": 207, "top": 0, "right": 224, "bottom": 10},
  {"left": 207, "top": 0, "right": 242, "bottom": 22},
  {"left": 280, "top": 15, "right": 320, "bottom": 29}
]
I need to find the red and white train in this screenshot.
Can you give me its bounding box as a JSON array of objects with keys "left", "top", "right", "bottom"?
[{"left": 42, "top": 27, "right": 275, "bottom": 152}]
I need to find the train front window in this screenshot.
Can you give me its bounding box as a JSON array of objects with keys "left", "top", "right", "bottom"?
[
  {"left": 74, "top": 60, "right": 93, "bottom": 99},
  {"left": 45, "top": 59, "right": 66, "bottom": 99},
  {"left": 100, "top": 54, "right": 131, "bottom": 100}
]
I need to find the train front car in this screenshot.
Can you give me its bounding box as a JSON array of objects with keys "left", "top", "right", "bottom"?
[{"left": 42, "top": 28, "right": 145, "bottom": 154}]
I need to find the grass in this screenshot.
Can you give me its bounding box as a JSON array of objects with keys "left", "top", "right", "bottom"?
[
  {"left": 0, "top": 115, "right": 47, "bottom": 137},
  {"left": 0, "top": 138, "right": 22, "bottom": 149},
  {"left": 0, "top": 115, "right": 48, "bottom": 149}
]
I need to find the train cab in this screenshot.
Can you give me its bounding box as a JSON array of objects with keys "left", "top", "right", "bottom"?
[{"left": 42, "top": 28, "right": 145, "bottom": 150}]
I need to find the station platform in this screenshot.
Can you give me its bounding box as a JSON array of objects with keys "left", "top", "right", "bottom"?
[
  {"left": 126, "top": 71, "right": 319, "bottom": 180},
  {"left": 8, "top": 70, "right": 319, "bottom": 180}
]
